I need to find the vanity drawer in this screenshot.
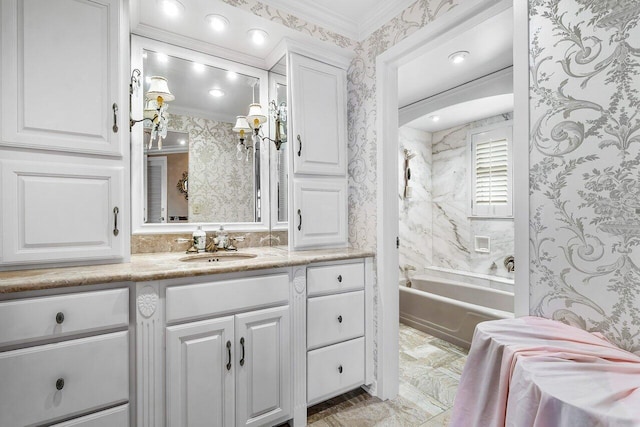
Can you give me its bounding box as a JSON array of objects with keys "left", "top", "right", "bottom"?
[
  {"left": 0, "top": 288, "right": 129, "bottom": 347},
  {"left": 51, "top": 404, "right": 129, "bottom": 426},
  {"left": 307, "top": 337, "right": 365, "bottom": 405},
  {"left": 166, "top": 273, "right": 289, "bottom": 323},
  {"left": 0, "top": 331, "right": 129, "bottom": 427},
  {"left": 307, "top": 262, "right": 364, "bottom": 296},
  {"left": 307, "top": 291, "right": 364, "bottom": 350}
]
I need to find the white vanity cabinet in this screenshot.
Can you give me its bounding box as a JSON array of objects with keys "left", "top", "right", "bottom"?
[
  {"left": 0, "top": 0, "right": 129, "bottom": 268},
  {"left": 288, "top": 52, "right": 349, "bottom": 250},
  {"left": 0, "top": 286, "right": 131, "bottom": 427},
  {"left": 1, "top": 0, "right": 125, "bottom": 156},
  {"left": 137, "top": 271, "right": 293, "bottom": 427},
  {"left": 305, "top": 260, "right": 373, "bottom": 406}
]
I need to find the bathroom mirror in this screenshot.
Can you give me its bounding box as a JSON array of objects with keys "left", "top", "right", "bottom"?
[{"left": 131, "top": 36, "right": 270, "bottom": 233}]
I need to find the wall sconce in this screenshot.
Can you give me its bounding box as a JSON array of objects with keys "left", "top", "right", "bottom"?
[
  {"left": 130, "top": 69, "right": 174, "bottom": 149},
  {"left": 233, "top": 115, "right": 252, "bottom": 161},
  {"left": 244, "top": 101, "right": 287, "bottom": 151}
]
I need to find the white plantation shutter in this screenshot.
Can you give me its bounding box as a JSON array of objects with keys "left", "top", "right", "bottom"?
[{"left": 470, "top": 124, "right": 512, "bottom": 217}]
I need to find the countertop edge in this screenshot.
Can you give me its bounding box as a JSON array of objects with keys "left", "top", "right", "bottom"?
[{"left": 0, "top": 249, "right": 375, "bottom": 294}]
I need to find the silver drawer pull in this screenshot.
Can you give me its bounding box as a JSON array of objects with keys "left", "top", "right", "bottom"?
[
  {"left": 297, "top": 209, "right": 302, "bottom": 231},
  {"left": 297, "top": 135, "right": 302, "bottom": 157},
  {"left": 113, "top": 207, "right": 120, "bottom": 236},
  {"left": 239, "top": 337, "right": 245, "bottom": 366},
  {"left": 337, "top": 315, "right": 343, "bottom": 323},
  {"left": 226, "top": 341, "right": 232, "bottom": 371},
  {"left": 112, "top": 103, "right": 119, "bottom": 133},
  {"left": 56, "top": 378, "right": 65, "bottom": 391},
  {"left": 55, "top": 312, "right": 65, "bottom": 324},
  {"left": 338, "top": 365, "right": 343, "bottom": 374}
]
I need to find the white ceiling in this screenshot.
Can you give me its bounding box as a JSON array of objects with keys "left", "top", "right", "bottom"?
[
  {"left": 398, "top": 8, "right": 513, "bottom": 109},
  {"left": 404, "top": 94, "right": 514, "bottom": 133}
]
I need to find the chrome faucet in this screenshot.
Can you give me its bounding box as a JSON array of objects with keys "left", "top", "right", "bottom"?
[{"left": 401, "top": 264, "right": 416, "bottom": 287}]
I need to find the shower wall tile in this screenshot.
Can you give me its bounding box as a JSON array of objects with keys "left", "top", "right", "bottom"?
[
  {"left": 399, "top": 127, "right": 432, "bottom": 274},
  {"left": 430, "top": 113, "right": 514, "bottom": 279}
]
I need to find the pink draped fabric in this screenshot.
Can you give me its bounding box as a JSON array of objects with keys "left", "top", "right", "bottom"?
[{"left": 450, "top": 316, "right": 640, "bottom": 426}]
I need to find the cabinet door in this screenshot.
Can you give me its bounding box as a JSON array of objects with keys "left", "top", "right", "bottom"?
[
  {"left": 0, "top": 159, "right": 125, "bottom": 265},
  {"left": 235, "top": 306, "right": 291, "bottom": 427},
  {"left": 166, "top": 317, "right": 235, "bottom": 427},
  {"left": 289, "top": 53, "right": 346, "bottom": 176},
  {"left": 1, "top": 0, "right": 124, "bottom": 156},
  {"left": 292, "top": 178, "right": 348, "bottom": 249}
]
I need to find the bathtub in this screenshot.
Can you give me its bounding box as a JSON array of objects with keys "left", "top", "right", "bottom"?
[{"left": 399, "top": 274, "right": 514, "bottom": 349}]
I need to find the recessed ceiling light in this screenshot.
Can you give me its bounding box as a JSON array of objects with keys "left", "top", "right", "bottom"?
[
  {"left": 448, "top": 51, "right": 469, "bottom": 64},
  {"left": 156, "top": 52, "right": 168, "bottom": 63},
  {"left": 227, "top": 71, "right": 238, "bottom": 81},
  {"left": 209, "top": 88, "right": 225, "bottom": 97},
  {"left": 430, "top": 115, "right": 440, "bottom": 122},
  {"left": 247, "top": 28, "right": 268, "bottom": 46},
  {"left": 158, "top": 0, "right": 184, "bottom": 17},
  {"left": 179, "top": 139, "right": 186, "bottom": 145},
  {"left": 206, "top": 14, "right": 229, "bottom": 32},
  {"left": 193, "top": 62, "right": 205, "bottom": 73}
]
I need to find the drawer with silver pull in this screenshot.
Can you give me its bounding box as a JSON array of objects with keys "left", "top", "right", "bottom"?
[
  {"left": 307, "top": 262, "right": 364, "bottom": 297},
  {"left": 307, "top": 290, "right": 364, "bottom": 350},
  {"left": 0, "top": 288, "right": 129, "bottom": 348},
  {"left": 0, "top": 331, "right": 129, "bottom": 427},
  {"left": 307, "top": 337, "right": 365, "bottom": 405}
]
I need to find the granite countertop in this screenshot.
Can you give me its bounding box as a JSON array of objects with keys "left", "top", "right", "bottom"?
[{"left": 0, "top": 246, "right": 374, "bottom": 293}]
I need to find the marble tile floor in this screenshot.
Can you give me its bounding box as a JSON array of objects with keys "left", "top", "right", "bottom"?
[{"left": 307, "top": 323, "right": 469, "bottom": 427}]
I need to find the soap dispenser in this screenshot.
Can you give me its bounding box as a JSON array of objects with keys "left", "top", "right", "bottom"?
[
  {"left": 193, "top": 226, "right": 206, "bottom": 252},
  {"left": 216, "top": 225, "right": 228, "bottom": 250}
]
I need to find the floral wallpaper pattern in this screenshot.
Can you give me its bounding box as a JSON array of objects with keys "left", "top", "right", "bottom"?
[
  {"left": 167, "top": 113, "right": 255, "bottom": 223},
  {"left": 529, "top": 0, "right": 640, "bottom": 354}
]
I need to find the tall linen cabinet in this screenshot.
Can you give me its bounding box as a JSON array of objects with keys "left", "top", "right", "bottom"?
[{"left": 0, "top": 0, "right": 130, "bottom": 269}]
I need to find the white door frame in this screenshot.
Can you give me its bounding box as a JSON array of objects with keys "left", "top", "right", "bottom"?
[{"left": 374, "top": 0, "right": 529, "bottom": 400}]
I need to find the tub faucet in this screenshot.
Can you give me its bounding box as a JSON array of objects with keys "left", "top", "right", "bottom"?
[
  {"left": 504, "top": 256, "right": 515, "bottom": 273},
  {"left": 401, "top": 264, "right": 416, "bottom": 287}
]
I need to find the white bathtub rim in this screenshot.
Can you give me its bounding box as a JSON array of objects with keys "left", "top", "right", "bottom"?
[
  {"left": 399, "top": 285, "right": 514, "bottom": 319},
  {"left": 425, "top": 266, "right": 514, "bottom": 286},
  {"left": 408, "top": 275, "right": 514, "bottom": 298}
]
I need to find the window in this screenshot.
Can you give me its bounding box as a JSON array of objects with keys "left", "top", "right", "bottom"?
[{"left": 469, "top": 123, "right": 513, "bottom": 217}]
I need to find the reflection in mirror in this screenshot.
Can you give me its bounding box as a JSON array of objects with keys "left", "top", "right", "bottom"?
[
  {"left": 145, "top": 130, "right": 189, "bottom": 223},
  {"left": 141, "top": 48, "right": 262, "bottom": 224},
  {"left": 269, "top": 56, "right": 289, "bottom": 225}
]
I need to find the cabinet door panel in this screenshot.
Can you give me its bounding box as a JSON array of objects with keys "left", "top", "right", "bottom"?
[
  {"left": 235, "top": 306, "right": 291, "bottom": 427},
  {"left": 166, "top": 317, "right": 235, "bottom": 427},
  {"left": 293, "top": 178, "right": 347, "bottom": 249},
  {"left": 289, "top": 53, "right": 346, "bottom": 176},
  {"left": 1, "top": 0, "right": 123, "bottom": 155},
  {"left": 1, "top": 160, "right": 124, "bottom": 264}
]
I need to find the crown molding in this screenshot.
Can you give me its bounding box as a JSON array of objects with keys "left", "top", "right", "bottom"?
[
  {"left": 260, "top": 0, "right": 415, "bottom": 41},
  {"left": 358, "top": 0, "right": 416, "bottom": 39},
  {"left": 259, "top": 0, "right": 359, "bottom": 40}
]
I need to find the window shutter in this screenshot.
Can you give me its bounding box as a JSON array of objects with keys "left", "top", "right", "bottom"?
[{"left": 470, "top": 125, "right": 512, "bottom": 217}]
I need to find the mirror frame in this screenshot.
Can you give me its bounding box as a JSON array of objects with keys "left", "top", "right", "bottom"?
[{"left": 131, "top": 35, "right": 271, "bottom": 234}]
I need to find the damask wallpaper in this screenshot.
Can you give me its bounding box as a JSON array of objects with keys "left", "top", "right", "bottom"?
[
  {"left": 166, "top": 113, "right": 255, "bottom": 223},
  {"left": 529, "top": 0, "right": 640, "bottom": 354}
]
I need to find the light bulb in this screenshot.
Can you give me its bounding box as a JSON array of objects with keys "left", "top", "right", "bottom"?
[
  {"left": 448, "top": 51, "right": 469, "bottom": 64},
  {"left": 248, "top": 29, "right": 268, "bottom": 46},
  {"left": 206, "top": 14, "right": 229, "bottom": 32},
  {"left": 209, "top": 88, "right": 225, "bottom": 97},
  {"left": 159, "top": 0, "right": 184, "bottom": 17}
]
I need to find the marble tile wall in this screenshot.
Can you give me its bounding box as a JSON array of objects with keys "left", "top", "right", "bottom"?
[
  {"left": 131, "top": 230, "right": 288, "bottom": 254},
  {"left": 399, "top": 126, "right": 433, "bottom": 275},
  {"left": 430, "top": 113, "right": 514, "bottom": 279}
]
